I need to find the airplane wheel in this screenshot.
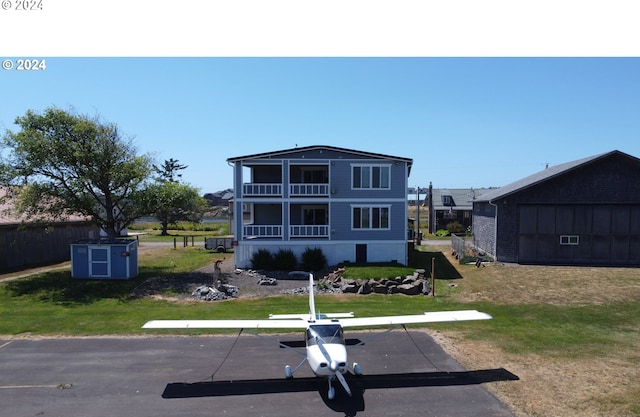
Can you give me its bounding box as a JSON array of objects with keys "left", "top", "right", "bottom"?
[
  {"left": 353, "top": 362, "right": 362, "bottom": 376},
  {"left": 328, "top": 386, "right": 335, "bottom": 400},
  {"left": 284, "top": 365, "right": 293, "bottom": 379}
]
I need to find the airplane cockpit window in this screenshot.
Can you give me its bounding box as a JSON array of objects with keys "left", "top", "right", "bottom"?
[{"left": 307, "top": 324, "right": 344, "bottom": 345}]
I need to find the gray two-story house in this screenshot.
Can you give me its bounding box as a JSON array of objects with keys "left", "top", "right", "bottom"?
[{"left": 227, "top": 145, "right": 413, "bottom": 268}]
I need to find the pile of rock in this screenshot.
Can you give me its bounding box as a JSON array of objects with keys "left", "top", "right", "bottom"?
[
  {"left": 280, "top": 267, "right": 432, "bottom": 296},
  {"left": 337, "top": 268, "right": 430, "bottom": 296},
  {"left": 257, "top": 277, "right": 277, "bottom": 286},
  {"left": 192, "top": 282, "right": 239, "bottom": 301}
]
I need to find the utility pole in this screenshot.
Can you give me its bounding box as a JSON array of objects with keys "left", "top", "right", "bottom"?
[{"left": 415, "top": 186, "right": 420, "bottom": 245}]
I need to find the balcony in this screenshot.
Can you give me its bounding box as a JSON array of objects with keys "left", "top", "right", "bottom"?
[
  {"left": 289, "top": 183, "right": 329, "bottom": 196},
  {"left": 289, "top": 225, "right": 329, "bottom": 238},
  {"left": 243, "top": 183, "right": 282, "bottom": 196}
]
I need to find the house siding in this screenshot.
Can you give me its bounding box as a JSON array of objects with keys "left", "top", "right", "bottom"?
[{"left": 472, "top": 202, "right": 496, "bottom": 258}]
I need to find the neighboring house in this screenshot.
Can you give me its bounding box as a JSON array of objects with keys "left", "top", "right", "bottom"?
[
  {"left": 472, "top": 150, "right": 640, "bottom": 266},
  {"left": 0, "top": 188, "right": 100, "bottom": 272},
  {"left": 425, "top": 185, "right": 491, "bottom": 234},
  {"left": 204, "top": 189, "right": 233, "bottom": 206},
  {"left": 227, "top": 145, "right": 413, "bottom": 268}
]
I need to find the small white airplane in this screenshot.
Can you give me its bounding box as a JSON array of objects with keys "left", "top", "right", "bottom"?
[{"left": 143, "top": 272, "right": 491, "bottom": 400}]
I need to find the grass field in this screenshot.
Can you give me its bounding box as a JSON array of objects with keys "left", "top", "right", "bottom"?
[
  {"left": 1, "top": 243, "right": 639, "bottom": 416},
  {"left": 129, "top": 220, "right": 230, "bottom": 242},
  {"left": 421, "top": 246, "right": 640, "bottom": 417}
]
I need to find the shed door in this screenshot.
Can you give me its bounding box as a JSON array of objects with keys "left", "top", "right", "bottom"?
[
  {"left": 518, "top": 204, "right": 640, "bottom": 265},
  {"left": 89, "top": 246, "right": 111, "bottom": 277}
]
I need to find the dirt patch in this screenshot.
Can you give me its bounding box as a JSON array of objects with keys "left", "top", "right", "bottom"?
[
  {"left": 130, "top": 257, "right": 326, "bottom": 300},
  {"left": 449, "top": 261, "right": 640, "bottom": 306},
  {"left": 427, "top": 248, "right": 640, "bottom": 417},
  {"left": 429, "top": 329, "right": 639, "bottom": 417}
]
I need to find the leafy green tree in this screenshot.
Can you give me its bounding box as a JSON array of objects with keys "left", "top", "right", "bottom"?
[
  {"left": 0, "top": 107, "right": 154, "bottom": 238},
  {"left": 154, "top": 158, "right": 188, "bottom": 183},
  {"left": 136, "top": 181, "right": 208, "bottom": 235}
]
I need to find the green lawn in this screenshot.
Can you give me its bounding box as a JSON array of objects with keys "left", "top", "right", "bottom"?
[
  {"left": 129, "top": 220, "right": 230, "bottom": 242},
  {"left": 2, "top": 245, "right": 636, "bottom": 359}
]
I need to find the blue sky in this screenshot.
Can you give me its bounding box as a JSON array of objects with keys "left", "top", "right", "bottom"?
[
  {"left": 1, "top": 57, "right": 639, "bottom": 194},
  {"left": 1, "top": 2, "right": 639, "bottom": 194}
]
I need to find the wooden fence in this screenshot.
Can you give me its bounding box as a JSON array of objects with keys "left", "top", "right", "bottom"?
[{"left": 0, "top": 222, "right": 99, "bottom": 272}]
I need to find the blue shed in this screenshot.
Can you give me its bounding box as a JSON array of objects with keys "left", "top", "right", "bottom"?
[{"left": 70, "top": 239, "right": 138, "bottom": 279}]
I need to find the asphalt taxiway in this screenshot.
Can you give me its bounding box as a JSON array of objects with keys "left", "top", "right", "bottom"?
[{"left": 0, "top": 331, "right": 517, "bottom": 417}]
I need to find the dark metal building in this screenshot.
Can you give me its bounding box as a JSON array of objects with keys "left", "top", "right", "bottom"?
[{"left": 472, "top": 150, "right": 640, "bottom": 265}]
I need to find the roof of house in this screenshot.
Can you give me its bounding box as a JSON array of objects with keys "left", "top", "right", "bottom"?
[
  {"left": 429, "top": 188, "right": 494, "bottom": 210},
  {"left": 0, "top": 188, "right": 92, "bottom": 226},
  {"left": 227, "top": 145, "right": 413, "bottom": 175},
  {"left": 475, "top": 150, "right": 638, "bottom": 202}
]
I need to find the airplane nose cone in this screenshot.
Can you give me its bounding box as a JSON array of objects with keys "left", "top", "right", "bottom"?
[{"left": 330, "top": 360, "right": 339, "bottom": 372}]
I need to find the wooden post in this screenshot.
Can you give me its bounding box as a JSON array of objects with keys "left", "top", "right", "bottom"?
[
  {"left": 431, "top": 257, "right": 435, "bottom": 296},
  {"left": 173, "top": 237, "right": 176, "bottom": 249}
]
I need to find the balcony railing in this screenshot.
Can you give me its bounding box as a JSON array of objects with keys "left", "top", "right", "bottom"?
[
  {"left": 243, "top": 183, "right": 329, "bottom": 196},
  {"left": 243, "top": 225, "right": 282, "bottom": 238},
  {"left": 289, "top": 183, "right": 329, "bottom": 196},
  {"left": 241, "top": 224, "right": 329, "bottom": 238},
  {"left": 243, "top": 183, "right": 282, "bottom": 196},
  {"left": 289, "top": 225, "right": 329, "bottom": 237}
]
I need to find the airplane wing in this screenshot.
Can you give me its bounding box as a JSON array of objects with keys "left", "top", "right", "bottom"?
[
  {"left": 142, "top": 319, "right": 310, "bottom": 329},
  {"left": 142, "top": 310, "right": 491, "bottom": 330},
  {"left": 336, "top": 310, "right": 492, "bottom": 328}
]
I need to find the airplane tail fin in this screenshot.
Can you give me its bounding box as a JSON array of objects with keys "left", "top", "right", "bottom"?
[
  {"left": 308, "top": 273, "right": 316, "bottom": 322},
  {"left": 268, "top": 271, "right": 350, "bottom": 322}
]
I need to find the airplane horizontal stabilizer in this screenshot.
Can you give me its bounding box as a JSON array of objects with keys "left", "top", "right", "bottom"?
[{"left": 269, "top": 312, "right": 354, "bottom": 320}]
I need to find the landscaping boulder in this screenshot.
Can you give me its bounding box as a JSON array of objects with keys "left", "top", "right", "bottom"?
[
  {"left": 341, "top": 279, "right": 359, "bottom": 293},
  {"left": 397, "top": 282, "right": 422, "bottom": 295},
  {"left": 357, "top": 281, "right": 373, "bottom": 295}
]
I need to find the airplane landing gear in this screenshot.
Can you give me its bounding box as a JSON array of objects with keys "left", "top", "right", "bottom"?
[
  {"left": 328, "top": 377, "right": 336, "bottom": 400},
  {"left": 353, "top": 362, "right": 362, "bottom": 375}
]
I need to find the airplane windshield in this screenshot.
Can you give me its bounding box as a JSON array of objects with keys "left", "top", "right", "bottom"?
[{"left": 307, "top": 324, "right": 344, "bottom": 345}]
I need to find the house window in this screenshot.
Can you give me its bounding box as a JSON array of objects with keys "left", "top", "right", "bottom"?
[
  {"left": 352, "top": 165, "right": 390, "bottom": 189},
  {"left": 303, "top": 169, "right": 328, "bottom": 183},
  {"left": 560, "top": 235, "right": 579, "bottom": 245},
  {"left": 352, "top": 205, "right": 390, "bottom": 229},
  {"left": 303, "top": 206, "right": 327, "bottom": 225}
]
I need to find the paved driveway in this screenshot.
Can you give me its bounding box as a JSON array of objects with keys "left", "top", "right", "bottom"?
[{"left": 0, "top": 331, "right": 517, "bottom": 417}]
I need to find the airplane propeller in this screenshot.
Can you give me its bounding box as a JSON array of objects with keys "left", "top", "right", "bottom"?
[
  {"left": 316, "top": 336, "right": 352, "bottom": 399},
  {"left": 335, "top": 370, "right": 352, "bottom": 397}
]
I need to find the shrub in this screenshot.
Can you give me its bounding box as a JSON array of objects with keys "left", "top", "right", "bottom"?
[
  {"left": 301, "top": 247, "right": 327, "bottom": 272},
  {"left": 273, "top": 249, "right": 298, "bottom": 271},
  {"left": 435, "top": 229, "right": 450, "bottom": 237},
  {"left": 446, "top": 221, "right": 465, "bottom": 234},
  {"left": 250, "top": 249, "right": 274, "bottom": 270}
]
